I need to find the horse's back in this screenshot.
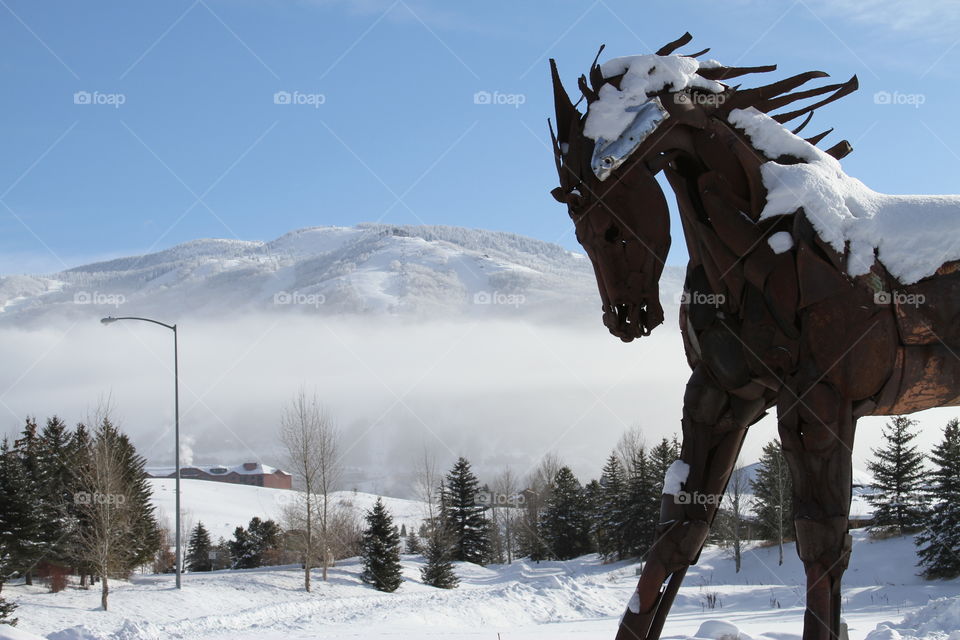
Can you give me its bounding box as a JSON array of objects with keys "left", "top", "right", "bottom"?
[{"left": 872, "top": 260, "right": 960, "bottom": 415}]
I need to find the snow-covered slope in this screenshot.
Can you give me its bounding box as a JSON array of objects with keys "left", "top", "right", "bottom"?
[
  {"left": 4, "top": 529, "right": 957, "bottom": 640},
  {"left": 0, "top": 224, "right": 685, "bottom": 325},
  {"left": 148, "top": 478, "right": 428, "bottom": 542}
]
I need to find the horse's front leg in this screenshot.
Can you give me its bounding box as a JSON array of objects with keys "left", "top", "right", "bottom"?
[
  {"left": 778, "top": 381, "right": 855, "bottom": 640},
  {"left": 616, "top": 363, "right": 769, "bottom": 640}
]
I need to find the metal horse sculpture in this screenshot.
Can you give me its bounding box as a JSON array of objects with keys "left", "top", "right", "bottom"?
[{"left": 549, "top": 33, "right": 960, "bottom": 640}]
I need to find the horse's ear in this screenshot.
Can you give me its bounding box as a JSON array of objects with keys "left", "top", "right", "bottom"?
[{"left": 549, "top": 59, "right": 579, "bottom": 146}]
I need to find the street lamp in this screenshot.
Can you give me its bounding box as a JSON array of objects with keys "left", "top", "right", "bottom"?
[{"left": 101, "top": 316, "right": 181, "bottom": 589}]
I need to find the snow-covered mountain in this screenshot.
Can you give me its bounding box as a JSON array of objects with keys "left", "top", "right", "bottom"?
[{"left": 0, "top": 224, "right": 686, "bottom": 325}]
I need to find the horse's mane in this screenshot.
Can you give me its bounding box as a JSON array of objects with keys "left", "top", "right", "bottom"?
[{"left": 579, "top": 32, "right": 859, "bottom": 161}]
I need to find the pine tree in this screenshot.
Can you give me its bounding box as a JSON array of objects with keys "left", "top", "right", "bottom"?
[
  {"left": 541, "top": 467, "right": 592, "bottom": 560},
  {"left": 420, "top": 534, "right": 458, "bottom": 588},
  {"left": 406, "top": 531, "right": 422, "bottom": 554},
  {"left": 230, "top": 517, "right": 283, "bottom": 569},
  {"left": 582, "top": 479, "right": 602, "bottom": 555},
  {"left": 868, "top": 416, "right": 927, "bottom": 535},
  {"left": 0, "top": 596, "right": 16, "bottom": 626},
  {"left": 35, "top": 416, "right": 76, "bottom": 569},
  {"left": 186, "top": 522, "right": 213, "bottom": 572},
  {"left": 443, "top": 457, "right": 491, "bottom": 565},
  {"left": 752, "top": 439, "right": 794, "bottom": 565},
  {"left": 13, "top": 418, "right": 52, "bottom": 584},
  {"left": 114, "top": 429, "right": 162, "bottom": 571},
  {"left": 915, "top": 418, "right": 960, "bottom": 578},
  {"left": 360, "top": 498, "right": 403, "bottom": 592},
  {"left": 597, "top": 454, "right": 628, "bottom": 560},
  {"left": 623, "top": 448, "right": 658, "bottom": 558},
  {"left": 0, "top": 437, "right": 44, "bottom": 583},
  {"left": 648, "top": 437, "right": 681, "bottom": 494}
]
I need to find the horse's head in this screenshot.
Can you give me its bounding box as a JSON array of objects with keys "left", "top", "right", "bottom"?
[{"left": 549, "top": 36, "right": 734, "bottom": 342}]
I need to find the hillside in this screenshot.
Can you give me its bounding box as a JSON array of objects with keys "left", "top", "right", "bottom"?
[
  {"left": 148, "top": 478, "right": 428, "bottom": 541},
  {"left": 0, "top": 224, "right": 685, "bottom": 325}
]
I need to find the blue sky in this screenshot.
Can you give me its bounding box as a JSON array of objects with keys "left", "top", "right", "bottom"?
[{"left": 2, "top": 0, "right": 959, "bottom": 274}]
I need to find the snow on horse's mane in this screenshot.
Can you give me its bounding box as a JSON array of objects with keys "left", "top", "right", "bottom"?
[
  {"left": 731, "top": 107, "right": 960, "bottom": 285},
  {"left": 583, "top": 54, "right": 725, "bottom": 142},
  {"left": 583, "top": 53, "right": 960, "bottom": 286}
]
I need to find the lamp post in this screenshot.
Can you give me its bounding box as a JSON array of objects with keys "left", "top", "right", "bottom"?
[{"left": 101, "top": 315, "right": 181, "bottom": 589}]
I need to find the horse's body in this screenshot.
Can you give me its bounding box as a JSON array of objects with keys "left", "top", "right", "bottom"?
[{"left": 548, "top": 33, "right": 960, "bottom": 640}]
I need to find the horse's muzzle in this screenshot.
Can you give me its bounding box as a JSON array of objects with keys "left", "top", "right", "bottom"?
[{"left": 603, "top": 298, "right": 664, "bottom": 342}]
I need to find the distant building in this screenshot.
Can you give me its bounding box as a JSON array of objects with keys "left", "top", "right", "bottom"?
[{"left": 146, "top": 462, "right": 292, "bottom": 490}]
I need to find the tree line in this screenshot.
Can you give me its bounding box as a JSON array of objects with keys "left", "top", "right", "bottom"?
[{"left": 0, "top": 413, "right": 161, "bottom": 618}]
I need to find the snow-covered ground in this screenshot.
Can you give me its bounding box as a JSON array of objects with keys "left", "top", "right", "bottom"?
[{"left": 2, "top": 527, "right": 957, "bottom": 640}]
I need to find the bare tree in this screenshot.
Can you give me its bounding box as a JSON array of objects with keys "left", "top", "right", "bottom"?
[
  {"left": 715, "top": 463, "right": 748, "bottom": 573},
  {"left": 414, "top": 448, "right": 442, "bottom": 541},
  {"left": 616, "top": 425, "right": 646, "bottom": 475},
  {"left": 74, "top": 419, "right": 133, "bottom": 611},
  {"left": 280, "top": 389, "right": 342, "bottom": 591},
  {"left": 492, "top": 468, "right": 520, "bottom": 564}
]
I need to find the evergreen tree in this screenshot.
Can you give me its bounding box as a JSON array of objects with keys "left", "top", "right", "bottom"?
[
  {"left": 113, "top": 429, "right": 162, "bottom": 571},
  {"left": 420, "top": 534, "right": 458, "bottom": 588},
  {"left": 0, "top": 437, "right": 43, "bottom": 583},
  {"left": 230, "top": 517, "right": 282, "bottom": 569},
  {"left": 868, "top": 416, "right": 927, "bottom": 534},
  {"left": 582, "top": 478, "right": 602, "bottom": 555},
  {"left": 360, "top": 498, "right": 403, "bottom": 592},
  {"left": 443, "top": 457, "right": 491, "bottom": 564},
  {"left": 541, "top": 467, "right": 592, "bottom": 560},
  {"left": 648, "top": 437, "right": 681, "bottom": 494},
  {"left": 915, "top": 418, "right": 960, "bottom": 578},
  {"left": 186, "top": 522, "right": 213, "bottom": 572},
  {"left": 596, "top": 454, "right": 628, "bottom": 559},
  {"left": 623, "top": 448, "right": 658, "bottom": 558},
  {"left": 752, "top": 439, "right": 794, "bottom": 565},
  {"left": 406, "top": 531, "right": 422, "bottom": 554},
  {"left": 0, "top": 595, "right": 16, "bottom": 626},
  {"left": 35, "top": 416, "right": 76, "bottom": 568},
  {"left": 12, "top": 418, "right": 51, "bottom": 584}
]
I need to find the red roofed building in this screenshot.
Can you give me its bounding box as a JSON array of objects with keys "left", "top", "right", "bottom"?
[{"left": 147, "top": 462, "right": 292, "bottom": 490}]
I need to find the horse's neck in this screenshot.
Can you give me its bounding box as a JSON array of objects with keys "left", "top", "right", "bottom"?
[{"left": 666, "top": 118, "right": 773, "bottom": 297}]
